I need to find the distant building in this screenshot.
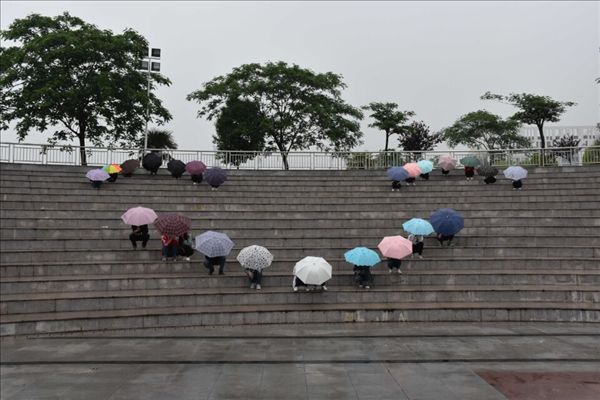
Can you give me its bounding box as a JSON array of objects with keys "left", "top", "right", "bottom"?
[{"left": 520, "top": 125, "right": 599, "bottom": 147}]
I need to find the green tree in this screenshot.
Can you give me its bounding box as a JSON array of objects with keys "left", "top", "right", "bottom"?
[
  {"left": 187, "top": 61, "right": 363, "bottom": 169},
  {"left": 214, "top": 97, "right": 267, "bottom": 167},
  {"left": 442, "top": 110, "right": 530, "bottom": 150},
  {"left": 481, "top": 92, "right": 575, "bottom": 149},
  {"left": 362, "top": 102, "right": 414, "bottom": 152},
  {"left": 142, "top": 128, "right": 178, "bottom": 150},
  {"left": 398, "top": 121, "right": 443, "bottom": 159},
  {"left": 0, "top": 12, "right": 172, "bottom": 165}
]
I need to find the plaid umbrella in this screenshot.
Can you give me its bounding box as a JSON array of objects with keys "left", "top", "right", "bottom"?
[
  {"left": 460, "top": 156, "right": 481, "bottom": 167},
  {"left": 429, "top": 208, "right": 464, "bottom": 236},
  {"left": 143, "top": 153, "right": 162, "bottom": 172},
  {"left": 386, "top": 166, "right": 410, "bottom": 181},
  {"left": 477, "top": 165, "right": 499, "bottom": 177},
  {"left": 120, "top": 160, "right": 140, "bottom": 176},
  {"left": 195, "top": 231, "right": 234, "bottom": 257},
  {"left": 205, "top": 167, "right": 227, "bottom": 187},
  {"left": 85, "top": 169, "right": 110, "bottom": 181},
  {"left": 154, "top": 214, "right": 192, "bottom": 236},
  {"left": 237, "top": 245, "right": 274, "bottom": 270},
  {"left": 167, "top": 160, "right": 186, "bottom": 178},
  {"left": 185, "top": 161, "right": 207, "bottom": 175}
]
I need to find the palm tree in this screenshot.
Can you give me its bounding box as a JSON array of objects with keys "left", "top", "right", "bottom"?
[{"left": 143, "top": 128, "right": 178, "bottom": 150}]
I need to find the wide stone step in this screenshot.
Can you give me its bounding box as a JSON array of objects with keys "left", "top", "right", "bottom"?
[
  {"left": 2, "top": 301, "right": 599, "bottom": 336},
  {"left": 2, "top": 269, "right": 599, "bottom": 292},
  {"left": 2, "top": 284, "right": 598, "bottom": 315},
  {"left": 0, "top": 231, "right": 600, "bottom": 251},
  {"left": 3, "top": 257, "right": 599, "bottom": 278},
  {"left": 2, "top": 245, "right": 598, "bottom": 264}
]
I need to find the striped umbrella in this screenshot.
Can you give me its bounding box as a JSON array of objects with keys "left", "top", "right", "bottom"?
[{"left": 154, "top": 214, "right": 192, "bottom": 236}]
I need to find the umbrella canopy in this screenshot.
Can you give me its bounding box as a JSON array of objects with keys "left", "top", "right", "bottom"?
[
  {"left": 386, "top": 166, "right": 410, "bottom": 181},
  {"left": 429, "top": 208, "right": 464, "bottom": 236},
  {"left": 416, "top": 160, "right": 434, "bottom": 174},
  {"left": 142, "top": 153, "right": 162, "bottom": 171},
  {"left": 503, "top": 166, "right": 528, "bottom": 181},
  {"left": 377, "top": 236, "right": 413, "bottom": 259},
  {"left": 460, "top": 156, "right": 481, "bottom": 167},
  {"left": 477, "top": 165, "right": 499, "bottom": 177},
  {"left": 205, "top": 167, "right": 227, "bottom": 187},
  {"left": 344, "top": 247, "right": 381, "bottom": 267},
  {"left": 402, "top": 218, "right": 435, "bottom": 235},
  {"left": 403, "top": 162, "right": 422, "bottom": 177},
  {"left": 293, "top": 256, "right": 333, "bottom": 285},
  {"left": 185, "top": 160, "right": 207, "bottom": 175},
  {"left": 236, "top": 245, "right": 274, "bottom": 270},
  {"left": 103, "top": 164, "right": 122, "bottom": 174},
  {"left": 195, "top": 231, "right": 234, "bottom": 258},
  {"left": 120, "top": 159, "right": 140, "bottom": 176},
  {"left": 167, "top": 159, "right": 186, "bottom": 178},
  {"left": 85, "top": 169, "right": 110, "bottom": 182},
  {"left": 121, "top": 207, "right": 158, "bottom": 226},
  {"left": 154, "top": 213, "right": 192, "bottom": 236},
  {"left": 438, "top": 155, "right": 457, "bottom": 170}
]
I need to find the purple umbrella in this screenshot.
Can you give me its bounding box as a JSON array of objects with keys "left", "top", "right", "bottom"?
[
  {"left": 185, "top": 161, "right": 207, "bottom": 175},
  {"left": 85, "top": 169, "right": 110, "bottom": 181},
  {"left": 204, "top": 167, "right": 227, "bottom": 188}
]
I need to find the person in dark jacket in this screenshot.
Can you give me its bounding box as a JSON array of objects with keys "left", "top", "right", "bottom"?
[
  {"left": 420, "top": 173, "right": 430, "bottom": 180},
  {"left": 246, "top": 268, "right": 263, "bottom": 290},
  {"left": 441, "top": 168, "right": 450, "bottom": 176},
  {"left": 464, "top": 166, "right": 475, "bottom": 180},
  {"left": 107, "top": 173, "right": 118, "bottom": 183},
  {"left": 354, "top": 265, "right": 373, "bottom": 289},
  {"left": 191, "top": 174, "right": 203, "bottom": 185},
  {"left": 437, "top": 233, "right": 455, "bottom": 246},
  {"left": 89, "top": 180, "right": 103, "bottom": 189},
  {"left": 177, "top": 233, "right": 194, "bottom": 261},
  {"left": 204, "top": 255, "right": 226, "bottom": 275},
  {"left": 388, "top": 258, "right": 402, "bottom": 274},
  {"left": 484, "top": 176, "right": 497, "bottom": 184},
  {"left": 405, "top": 177, "right": 416, "bottom": 186},
  {"left": 512, "top": 179, "right": 523, "bottom": 190},
  {"left": 129, "top": 225, "right": 149, "bottom": 249},
  {"left": 391, "top": 180, "right": 402, "bottom": 191},
  {"left": 292, "top": 276, "right": 327, "bottom": 292},
  {"left": 408, "top": 233, "right": 424, "bottom": 258}
]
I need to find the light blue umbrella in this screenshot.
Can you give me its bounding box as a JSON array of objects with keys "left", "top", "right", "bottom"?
[
  {"left": 402, "top": 218, "right": 434, "bottom": 235},
  {"left": 417, "top": 160, "right": 434, "bottom": 174},
  {"left": 195, "top": 231, "right": 234, "bottom": 257},
  {"left": 386, "top": 166, "right": 410, "bottom": 181},
  {"left": 344, "top": 247, "right": 381, "bottom": 267}
]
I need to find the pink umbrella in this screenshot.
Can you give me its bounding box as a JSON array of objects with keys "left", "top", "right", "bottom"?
[
  {"left": 185, "top": 161, "right": 207, "bottom": 175},
  {"left": 121, "top": 207, "right": 158, "bottom": 226},
  {"left": 377, "top": 236, "right": 413, "bottom": 259},
  {"left": 438, "top": 155, "right": 457, "bottom": 170},
  {"left": 403, "top": 163, "right": 422, "bottom": 178}
]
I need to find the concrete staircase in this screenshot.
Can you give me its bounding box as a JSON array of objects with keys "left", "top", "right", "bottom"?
[{"left": 1, "top": 163, "right": 599, "bottom": 335}]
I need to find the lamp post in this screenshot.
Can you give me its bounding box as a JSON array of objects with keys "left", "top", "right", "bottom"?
[{"left": 138, "top": 47, "right": 161, "bottom": 154}]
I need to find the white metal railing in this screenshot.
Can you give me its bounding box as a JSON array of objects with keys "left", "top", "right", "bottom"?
[{"left": 0, "top": 142, "right": 599, "bottom": 169}]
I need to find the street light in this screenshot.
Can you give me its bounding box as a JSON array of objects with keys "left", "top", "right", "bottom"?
[{"left": 137, "top": 47, "right": 161, "bottom": 154}]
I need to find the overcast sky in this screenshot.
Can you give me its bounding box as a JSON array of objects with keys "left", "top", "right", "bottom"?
[{"left": 1, "top": 1, "right": 598, "bottom": 151}]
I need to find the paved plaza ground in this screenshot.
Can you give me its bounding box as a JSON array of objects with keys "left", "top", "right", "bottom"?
[{"left": 2, "top": 322, "right": 599, "bottom": 399}]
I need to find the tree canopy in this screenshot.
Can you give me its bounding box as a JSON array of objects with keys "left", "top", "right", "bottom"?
[
  {"left": 398, "top": 121, "right": 443, "bottom": 154},
  {"left": 362, "top": 102, "right": 414, "bottom": 152},
  {"left": 214, "top": 97, "right": 268, "bottom": 167},
  {"left": 442, "top": 110, "right": 530, "bottom": 150},
  {"left": 481, "top": 92, "right": 575, "bottom": 149},
  {"left": 142, "top": 128, "right": 178, "bottom": 150},
  {"left": 186, "top": 61, "right": 363, "bottom": 169},
  {"left": 0, "top": 12, "right": 172, "bottom": 164}
]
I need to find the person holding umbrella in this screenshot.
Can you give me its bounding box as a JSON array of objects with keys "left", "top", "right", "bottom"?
[
  {"left": 504, "top": 166, "right": 528, "bottom": 190},
  {"left": 121, "top": 207, "right": 158, "bottom": 249},
  {"left": 386, "top": 167, "right": 409, "bottom": 192},
  {"left": 161, "top": 234, "right": 178, "bottom": 261},
  {"left": 167, "top": 159, "right": 186, "bottom": 179},
  {"left": 86, "top": 169, "right": 110, "bottom": 189},
  {"left": 345, "top": 247, "right": 380, "bottom": 288},
  {"left": 237, "top": 245, "right": 274, "bottom": 290},
  {"left": 204, "top": 167, "right": 227, "bottom": 190},
  {"left": 143, "top": 153, "right": 162, "bottom": 175},
  {"left": 402, "top": 218, "right": 434, "bottom": 260},
  {"left": 403, "top": 162, "right": 421, "bottom": 186},
  {"left": 154, "top": 213, "right": 192, "bottom": 261},
  {"left": 177, "top": 232, "right": 194, "bottom": 261},
  {"left": 460, "top": 156, "right": 481, "bottom": 181},
  {"left": 417, "top": 160, "right": 434, "bottom": 180},
  {"left": 430, "top": 208, "right": 464, "bottom": 247},
  {"left": 120, "top": 159, "right": 140, "bottom": 177},
  {"left": 477, "top": 165, "right": 499, "bottom": 185},
  {"left": 195, "top": 231, "right": 234, "bottom": 275},
  {"left": 130, "top": 225, "right": 150, "bottom": 249},
  {"left": 293, "top": 256, "right": 332, "bottom": 292},
  {"left": 438, "top": 155, "right": 457, "bottom": 177},
  {"left": 185, "top": 161, "right": 207, "bottom": 185},
  {"left": 378, "top": 236, "right": 413, "bottom": 276}
]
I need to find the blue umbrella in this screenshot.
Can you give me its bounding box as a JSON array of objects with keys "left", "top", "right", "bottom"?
[
  {"left": 429, "top": 208, "right": 464, "bottom": 236},
  {"left": 344, "top": 247, "right": 381, "bottom": 267},
  {"left": 205, "top": 167, "right": 227, "bottom": 187},
  {"left": 402, "top": 218, "right": 434, "bottom": 235},
  {"left": 417, "top": 160, "right": 434, "bottom": 174},
  {"left": 195, "top": 231, "right": 234, "bottom": 257},
  {"left": 386, "top": 166, "right": 410, "bottom": 181}
]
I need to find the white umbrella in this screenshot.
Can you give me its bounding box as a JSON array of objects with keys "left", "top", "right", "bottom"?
[
  {"left": 237, "top": 245, "right": 274, "bottom": 271},
  {"left": 293, "top": 256, "right": 332, "bottom": 285},
  {"left": 503, "top": 166, "right": 528, "bottom": 181}
]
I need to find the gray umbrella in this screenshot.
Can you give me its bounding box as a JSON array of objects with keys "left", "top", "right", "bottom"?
[
  {"left": 476, "top": 165, "right": 499, "bottom": 177},
  {"left": 195, "top": 231, "right": 234, "bottom": 257}
]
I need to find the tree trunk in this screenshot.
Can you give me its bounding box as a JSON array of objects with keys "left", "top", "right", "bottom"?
[
  {"left": 78, "top": 134, "right": 87, "bottom": 166},
  {"left": 281, "top": 151, "right": 289, "bottom": 170},
  {"left": 384, "top": 132, "right": 390, "bottom": 152},
  {"left": 537, "top": 123, "right": 545, "bottom": 149}
]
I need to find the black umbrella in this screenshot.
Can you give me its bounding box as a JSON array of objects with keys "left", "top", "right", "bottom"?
[
  {"left": 476, "top": 165, "right": 499, "bottom": 178},
  {"left": 167, "top": 159, "right": 186, "bottom": 179},
  {"left": 120, "top": 159, "right": 140, "bottom": 177},
  {"left": 142, "top": 153, "right": 162, "bottom": 174}
]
